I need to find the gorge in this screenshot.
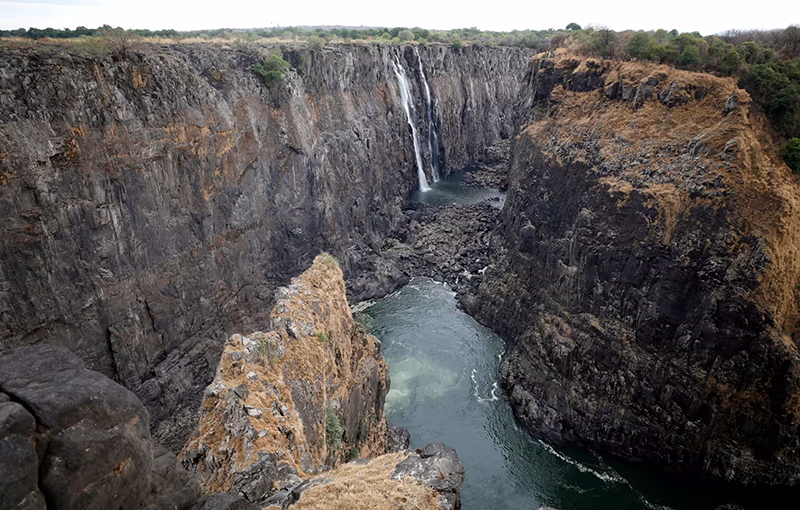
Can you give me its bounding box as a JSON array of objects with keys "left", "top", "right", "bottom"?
[{"left": 1, "top": 38, "right": 800, "bottom": 510}]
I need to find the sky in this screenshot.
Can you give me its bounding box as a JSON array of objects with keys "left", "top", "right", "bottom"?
[{"left": 0, "top": 0, "right": 797, "bottom": 34}]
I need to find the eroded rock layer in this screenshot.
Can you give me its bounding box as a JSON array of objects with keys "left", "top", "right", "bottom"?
[
  {"left": 0, "top": 42, "right": 531, "bottom": 449},
  {"left": 181, "top": 254, "right": 390, "bottom": 495},
  {"left": 464, "top": 54, "right": 800, "bottom": 485}
]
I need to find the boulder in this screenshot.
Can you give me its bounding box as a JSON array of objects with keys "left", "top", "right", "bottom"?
[
  {"left": 0, "top": 344, "right": 201, "bottom": 510},
  {"left": 0, "top": 344, "right": 153, "bottom": 510},
  {"left": 391, "top": 443, "right": 466, "bottom": 510},
  {"left": 0, "top": 398, "right": 46, "bottom": 510},
  {"left": 387, "top": 423, "right": 411, "bottom": 452}
]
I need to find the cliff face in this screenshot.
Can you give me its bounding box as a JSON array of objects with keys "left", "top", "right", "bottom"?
[
  {"left": 464, "top": 54, "right": 800, "bottom": 485},
  {"left": 180, "top": 255, "right": 464, "bottom": 509},
  {"left": 181, "top": 254, "right": 389, "bottom": 494},
  {"left": 0, "top": 42, "right": 531, "bottom": 450}
]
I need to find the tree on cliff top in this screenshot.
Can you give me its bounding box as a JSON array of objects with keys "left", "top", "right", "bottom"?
[
  {"left": 625, "top": 31, "right": 651, "bottom": 60},
  {"left": 781, "top": 139, "right": 800, "bottom": 173},
  {"left": 566, "top": 23, "right": 582, "bottom": 31},
  {"left": 678, "top": 45, "right": 701, "bottom": 66},
  {"left": 253, "top": 51, "right": 290, "bottom": 88},
  {"left": 100, "top": 27, "right": 141, "bottom": 57},
  {"left": 398, "top": 29, "right": 414, "bottom": 42}
]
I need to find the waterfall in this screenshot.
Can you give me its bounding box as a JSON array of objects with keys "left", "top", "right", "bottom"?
[
  {"left": 391, "top": 56, "right": 430, "bottom": 192},
  {"left": 415, "top": 48, "right": 441, "bottom": 182}
]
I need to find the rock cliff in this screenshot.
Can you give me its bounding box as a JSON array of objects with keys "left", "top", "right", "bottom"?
[
  {"left": 180, "top": 254, "right": 464, "bottom": 509},
  {"left": 0, "top": 343, "right": 205, "bottom": 510},
  {"left": 464, "top": 53, "right": 800, "bottom": 486},
  {"left": 181, "top": 254, "right": 390, "bottom": 496},
  {"left": 0, "top": 42, "right": 531, "bottom": 450}
]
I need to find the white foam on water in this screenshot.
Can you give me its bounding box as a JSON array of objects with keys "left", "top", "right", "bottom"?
[
  {"left": 538, "top": 440, "right": 629, "bottom": 485},
  {"left": 640, "top": 498, "right": 676, "bottom": 510},
  {"left": 351, "top": 300, "right": 375, "bottom": 313},
  {"left": 471, "top": 368, "right": 500, "bottom": 403},
  {"left": 385, "top": 356, "right": 458, "bottom": 412}
]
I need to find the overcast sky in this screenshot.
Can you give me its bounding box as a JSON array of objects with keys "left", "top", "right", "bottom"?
[{"left": 1, "top": 0, "right": 796, "bottom": 34}]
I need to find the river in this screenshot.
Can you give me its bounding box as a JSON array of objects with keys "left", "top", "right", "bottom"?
[{"left": 358, "top": 169, "right": 764, "bottom": 510}]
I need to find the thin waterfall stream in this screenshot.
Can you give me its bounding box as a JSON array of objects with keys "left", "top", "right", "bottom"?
[
  {"left": 391, "top": 56, "right": 430, "bottom": 192},
  {"left": 415, "top": 48, "right": 441, "bottom": 182}
]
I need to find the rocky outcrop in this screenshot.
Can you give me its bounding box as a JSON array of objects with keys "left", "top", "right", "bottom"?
[
  {"left": 465, "top": 54, "right": 800, "bottom": 486},
  {"left": 261, "top": 445, "right": 465, "bottom": 510},
  {"left": 0, "top": 42, "right": 531, "bottom": 450},
  {"left": 181, "top": 254, "right": 390, "bottom": 497},
  {"left": 0, "top": 337, "right": 461, "bottom": 510},
  {"left": 0, "top": 343, "right": 205, "bottom": 510},
  {"left": 180, "top": 254, "right": 464, "bottom": 508}
]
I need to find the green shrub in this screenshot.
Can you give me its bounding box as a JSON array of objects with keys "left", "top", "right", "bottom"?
[
  {"left": 398, "top": 29, "right": 414, "bottom": 42},
  {"left": 317, "top": 252, "right": 339, "bottom": 268},
  {"left": 746, "top": 60, "right": 800, "bottom": 139},
  {"left": 451, "top": 36, "right": 463, "bottom": 50},
  {"left": 258, "top": 335, "right": 281, "bottom": 361},
  {"left": 348, "top": 447, "right": 360, "bottom": 460},
  {"left": 326, "top": 406, "right": 344, "bottom": 451},
  {"left": 678, "top": 45, "right": 700, "bottom": 66},
  {"left": 253, "top": 51, "right": 289, "bottom": 88},
  {"left": 316, "top": 331, "right": 328, "bottom": 343},
  {"left": 723, "top": 49, "right": 743, "bottom": 72},
  {"left": 307, "top": 35, "right": 324, "bottom": 50},
  {"left": 781, "top": 138, "right": 800, "bottom": 173},
  {"left": 650, "top": 44, "right": 679, "bottom": 63}
]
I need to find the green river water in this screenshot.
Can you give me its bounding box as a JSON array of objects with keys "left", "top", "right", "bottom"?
[{"left": 358, "top": 170, "right": 770, "bottom": 510}]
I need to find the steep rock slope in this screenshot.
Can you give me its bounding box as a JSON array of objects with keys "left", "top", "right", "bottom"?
[
  {"left": 0, "top": 42, "right": 531, "bottom": 449},
  {"left": 181, "top": 255, "right": 465, "bottom": 509},
  {"left": 181, "top": 254, "right": 389, "bottom": 494},
  {"left": 465, "top": 54, "right": 800, "bottom": 485},
  {"left": 0, "top": 344, "right": 204, "bottom": 510}
]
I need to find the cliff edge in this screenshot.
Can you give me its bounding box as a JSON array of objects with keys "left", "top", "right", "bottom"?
[
  {"left": 181, "top": 253, "right": 464, "bottom": 508},
  {"left": 465, "top": 53, "right": 800, "bottom": 486}
]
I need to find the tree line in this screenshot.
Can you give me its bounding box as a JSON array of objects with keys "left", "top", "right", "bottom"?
[{"left": 2, "top": 23, "right": 799, "bottom": 170}]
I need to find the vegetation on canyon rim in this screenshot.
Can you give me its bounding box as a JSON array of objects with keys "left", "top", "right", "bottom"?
[{"left": 3, "top": 22, "right": 799, "bottom": 169}]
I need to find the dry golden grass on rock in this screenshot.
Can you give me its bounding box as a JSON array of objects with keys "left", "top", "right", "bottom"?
[
  {"left": 182, "top": 253, "right": 389, "bottom": 493},
  {"left": 521, "top": 54, "right": 800, "bottom": 342},
  {"left": 287, "top": 453, "right": 438, "bottom": 510}
]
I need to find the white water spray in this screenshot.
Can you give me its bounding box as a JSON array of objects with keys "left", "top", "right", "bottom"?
[
  {"left": 391, "top": 56, "right": 430, "bottom": 192},
  {"left": 415, "top": 48, "right": 441, "bottom": 182}
]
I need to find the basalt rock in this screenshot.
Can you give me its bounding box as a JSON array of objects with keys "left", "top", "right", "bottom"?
[
  {"left": 391, "top": 443, "right": 466, "bottom": 510},
  {"left": 0, "top": 344, "right": 201, "bottom": 510},
  {"left": 264, "top": 447, "right": 465, "bottom": 510},
  {"left": 0, "top": 42, "right": 531, "bottom": 451},
  {"left": 465, "top": 54, "right": 800, "bottom": 486},
  {"left": 181, "top": 255, "right": 391, "bottom": 494}
]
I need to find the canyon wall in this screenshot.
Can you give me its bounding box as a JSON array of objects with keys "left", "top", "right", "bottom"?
[
  {"left": 0, "top": 255, "right": 466, "bottom": 509},
  {"left": 181, "top": 254, "right": 390, "bottom": 494},
  {"left": 464, "top": 54, "right": 800, "bottom": 485},
  {"left": 0, "top": 42, "right": 531, "bottom": 450}
]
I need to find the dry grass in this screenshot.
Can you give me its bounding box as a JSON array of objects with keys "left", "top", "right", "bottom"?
[
  {"left": 643, "top": 183, "right": 690, "bottom": 245},
  {"left": 182, "top": 254, "right": 389, "bottom": 493},
  {"left": 519, "top": 54, "right": 800, "bottom": 358},
  {"left": 291, "top": 453, "right": 438, "bottom": 510}
]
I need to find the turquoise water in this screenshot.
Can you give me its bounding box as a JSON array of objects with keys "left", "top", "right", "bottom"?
[
  {"left": 362, "top": 278, "right": 766, "bottom": 510},
  {"left": 408, "top": 167, "right": 505, "bottom": 207}
]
